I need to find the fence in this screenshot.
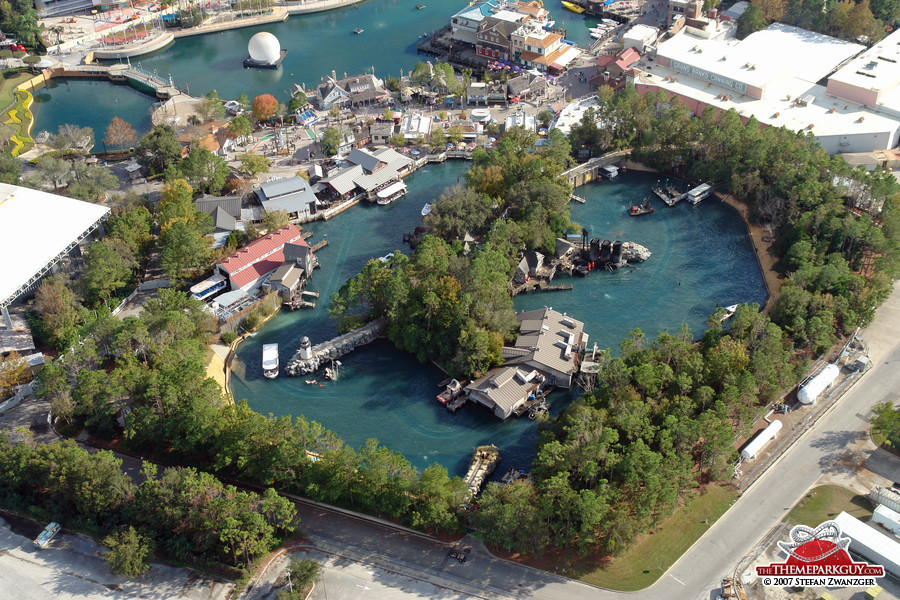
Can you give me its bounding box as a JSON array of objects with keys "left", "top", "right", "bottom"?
[
  {"left": 0, "top": 382, "right": 34, "bottom": 416},
  {"left": 110, "top": 287, "right": 140, "bottom": 316}
]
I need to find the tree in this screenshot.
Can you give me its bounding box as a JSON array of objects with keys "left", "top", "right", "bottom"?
[
  {"left": 0, "top": 351, "right": 29, "bottom": 399},
  {"left": 34, "top": 275, "right": 82, "bottom": 351},
  {"left": 197, "top": 89, "right": 226, "bottom": 122},
  {"left": 102, "top": 526, "right": 153, "bottom": 577},
  {"left": 65, "top": 162, "right": 119, "bottom": 203},
  {"left": 737, "top": 5, "right": 767, "bottom": 38},
  {"left": 180, "top": 147, "right": 230, "bottom": 194},
  {"left": 237, "top": 151, "right": 269, "bottom": 179},
  {"left": 236, "top": 92, "right": 250, "bottom": 110},
  {"left": 104, "top": 117, "right": 139, "bottom": 151},
  {"left": 82, "top": 238, "right": 138, "bottom": 305},
  {"left": 261, "top": 209, "right": 290, "bottom": 233},
  {"left": 158, "top": 218, "right": 212, "bottom": 282},
  {"left": 752, "top": 0, "right": 786, "bottom": 22},
  {"left": 35, "top": 156, "right": 70, "bottom": 189},
  {"left": 320, "top": 127, "right": 342, "bottom": 156},
  {"left": 0, "top": 153, "right": 20, "bottom": 184},
  {"left": 228, "top": 115, "right": 253, "bottom": 145},
  {"left": 136, "top": 125, "right": 182, "bottom": 174},
  {"left": 251, "top": 94, "right": 278, "bottom": 122},
  {"left": 287, "top": 92, "right": 307, "bottom": 114},
  {"left": 49, "top": 124, "right": 94, "bottom": 154},
  {"left": 871, "top": 401, "right": 900, "bottom": 448},
  {"left": 285, "top": 557, "right": 319, "bottom": 592},
  {"left": 328, "top": 105, "right": 341, "bottom": 120}
]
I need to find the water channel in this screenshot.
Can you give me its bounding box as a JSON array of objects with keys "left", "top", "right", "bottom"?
[
  {"left": 230, "top": 164, "right": 768, "bottom": 477},
  {"left": 32, "top": 0, "right": 603, "bottom": 134}
]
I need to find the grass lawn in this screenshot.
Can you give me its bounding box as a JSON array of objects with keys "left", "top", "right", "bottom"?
[
  {"left": 574, "top": 484, "right": 738, "bottom": 591},
  {"left": 0, "top": 70, "right": 35, "bottom": 113},
  {"left": 784, "top": 485, "right": 873, "bottom": 526}
]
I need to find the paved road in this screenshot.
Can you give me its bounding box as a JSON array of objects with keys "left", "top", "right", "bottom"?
[{"left": 244, "top": 282, "right": 900, "bottom": 600}]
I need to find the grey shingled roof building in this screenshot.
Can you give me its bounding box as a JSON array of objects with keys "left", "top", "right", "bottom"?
[{"left": 465, "top": 307, "right": 588, "bottom": 419}]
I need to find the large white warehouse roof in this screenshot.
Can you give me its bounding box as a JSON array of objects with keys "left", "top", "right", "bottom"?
[{"left": 0, "top": 183, "right": 110, "bottom": 307}]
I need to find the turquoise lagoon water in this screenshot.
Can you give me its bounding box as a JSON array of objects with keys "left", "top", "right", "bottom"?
[
  {"left": 33, "top": 0, "right": 603, "bottom": 133},
  {"left": 230, "top": 165, "right": 768, "bottom": 476},
  {"left": 30, "top": 78, "right": 156, "bottom": 141}
]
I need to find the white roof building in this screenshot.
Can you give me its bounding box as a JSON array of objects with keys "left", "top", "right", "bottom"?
[
  {"left": 632, "top": 23, "right": 900, "bottom": 154},
  {"left": 401, "top": 112, "right": 432, "bottom": 139},
  {"left": 827, "top": 27, "right": 900, "bottom": 117},
  {"left": 0, "top": 183, "right": 110, "bottom": 308},
  {"left": 833, "top": 511, "right": 900, "bottom": 578}
]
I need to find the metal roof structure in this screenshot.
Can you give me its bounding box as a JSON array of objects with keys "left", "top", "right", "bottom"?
[
  {"left": 833, "top": 511, "right": 900, "bottom": 577},
  {"left": 0, "top": 183, "right": 109, "bottom": 308},
  {"left": 257, "top": 177, "right": 319, "bottom": 215}
]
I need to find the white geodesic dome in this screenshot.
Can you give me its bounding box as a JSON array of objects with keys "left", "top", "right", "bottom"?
[{"left": 248, "top": 32, "right": 280, "bottom": 64}]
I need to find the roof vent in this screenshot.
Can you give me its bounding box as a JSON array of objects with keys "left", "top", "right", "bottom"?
[
  {"left": 772, "top": 111, "right": 780, "bottom": 118},
  {"left": 808, "top": 124, "right": 814, "bottom": 129},
  {"left": 858, "top": 116, "right": 865, "bottom": 122},
  {"left": 829, "top": 107, "right": 836, "bottom": 113}
]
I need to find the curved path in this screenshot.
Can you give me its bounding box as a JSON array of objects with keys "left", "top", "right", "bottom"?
[{"left": 242, "top": 281, "right": 900, "bottom": 600}]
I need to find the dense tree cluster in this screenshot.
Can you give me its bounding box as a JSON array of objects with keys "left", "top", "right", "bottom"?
[
  {"left": 737, "top": 0, "right": 889, "bottom": 41},
  {"left": 0, "top": 433, "right": 295, "bottom": 576},
  {"left": 473, "top": 308, "right": 800, "bottom": 554}
]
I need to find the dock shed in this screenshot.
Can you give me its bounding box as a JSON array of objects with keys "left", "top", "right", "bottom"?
[{"left": 873, "top": 504, "right": 900, "bottom": 536}]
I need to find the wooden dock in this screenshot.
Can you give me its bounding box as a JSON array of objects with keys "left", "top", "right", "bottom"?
[
  {"left": 511, "top": 279, "right": 573, "bottom": 296},
  {"left": 311, "top": 239, "right": 329, "bottom": 252},
  {"left": 570, "top": 194, "right": 585, "bottom": 203},
  {"left": 302, "top": 231, "right": 314, "bottom": 240}
]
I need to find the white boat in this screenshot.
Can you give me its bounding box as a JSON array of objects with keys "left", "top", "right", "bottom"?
[
  {"left": 590, "top": 31, "right": 603, "bottom": 38},
  {"left": 602, "top": 18, "right": 618, "bottom": 26},
  {"left": 262, "top": 344, "right": 279, "bottom": 379},
  {"left": 421, "top": 203, "right": 433, "bottom": 216},
  {"left": 718, "top": 304, "right": 739, "bottom": 322}
]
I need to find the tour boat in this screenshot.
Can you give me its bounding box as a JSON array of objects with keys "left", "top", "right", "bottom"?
[
  {"left": 262, "top": 344, "right": 279, "bottom": 379},
  {"left": 561, "top": 1, "right": 585, "bottom": 13},
  {"left": 353, "top": 27, "right": 364, "bottom": 34},
  {"left": 416, "top": 3, "right": 426, "bottom": 8},
  {"left": 421, "top": 203, "right": 432, "bottom": 216},
  {"left": 602, "top": 18, "right": 619, "bottom": 25},
  {"left": 305, "top": 379, "right": 318, "bottom": 385},
  {"left": 591, "top": 31, "right": 603, "bottom": 39}
]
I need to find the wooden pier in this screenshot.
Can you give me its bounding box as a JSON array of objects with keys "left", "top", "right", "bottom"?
[
  {"left": 570, "top": 194, "right": 585, "bottom": 204},
  {"left": 311, "top": 239, "right": 329, "bottom": 252},
  {"left": 511, "top": 279, "right": 573, "bottom": 296}
]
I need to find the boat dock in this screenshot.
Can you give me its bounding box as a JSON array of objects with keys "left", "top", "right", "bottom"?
[
  {"left": 570, "top": 194, "right": 585, "bottom": 204},
  {"left": 311, "top": 239, "right": 329, "bottom": 252},
  {"left": 652, "top": 184, "right": 687, "bottom": 206},
  {"left": 511, "top": 279, "right": 573, "bottom": 296},
  {"left": 512, "top": 384, "right": 555, "bottom": 417},
  {"left": 464, "top": 445, "right": 501, "bottom": 498}
]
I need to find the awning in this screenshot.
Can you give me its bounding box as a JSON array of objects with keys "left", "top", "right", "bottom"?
[{"left": 377, "top": 181, "right": 407, "bottom": 199}]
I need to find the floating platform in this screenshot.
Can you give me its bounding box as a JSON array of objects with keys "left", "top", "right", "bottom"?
[
  {"left": 243, "top": 49, "right": 288, "bottom": 69},
  {"left": 464, "top": 445, "right": 500, "bottom": 498}
]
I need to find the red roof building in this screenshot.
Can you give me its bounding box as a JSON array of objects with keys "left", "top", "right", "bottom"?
[
  {"left": 216, "top": 224, "right": 308, "bottom": 291},
  {"left": 591, "top": 48, "right": 641, "bottom": 89}
]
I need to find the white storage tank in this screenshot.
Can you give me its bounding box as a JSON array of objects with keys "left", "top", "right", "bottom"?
[
  {"left": 741, "top": 419, "right": 783, "bottom": 460},
  {"left": 797, "top": 363, "right": 840, "bottom": 405},
  {"left": 873, "top": 504, "right": 900, "bottom": 536}
]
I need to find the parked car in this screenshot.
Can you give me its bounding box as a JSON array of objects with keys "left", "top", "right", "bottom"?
[
  {"left": 891, "top": 481, "right": 900, "bottom": 494},
  {"left": 449, "top": 551, "right": 466, "bottom": 563}
]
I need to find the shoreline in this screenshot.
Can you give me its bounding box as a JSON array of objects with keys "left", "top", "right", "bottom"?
[{"left": 719, "top": 192, "right": 781, "bottom": 312}]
